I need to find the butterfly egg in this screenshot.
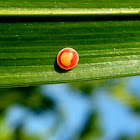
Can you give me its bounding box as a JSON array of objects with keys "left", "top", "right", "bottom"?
[{"left": 57, "top": 48, "right": 79, "bottom": 70}]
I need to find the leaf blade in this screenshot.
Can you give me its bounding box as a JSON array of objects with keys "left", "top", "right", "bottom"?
[{"left": 0, "top": 20, "right": 140, "bottom": 87}]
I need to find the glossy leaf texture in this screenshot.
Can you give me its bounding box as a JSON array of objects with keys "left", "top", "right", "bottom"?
[
  {"left": 0, "top": 0, "right": 140, "bottom": 87},
  {"left": 0, "top": 0, "right": 140, "bottom": 15}
]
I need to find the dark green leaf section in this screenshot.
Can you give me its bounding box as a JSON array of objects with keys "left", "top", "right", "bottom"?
[
  {"left": 0, "top": 0, "right": 140, "bottom": 8},
  {"left": 0, "top": 20, "right": 140, "bottom": 87}
]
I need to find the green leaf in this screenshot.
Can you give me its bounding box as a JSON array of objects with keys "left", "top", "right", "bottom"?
[
  {"left": 0, "top": 0, "right": 140, "bottom": 15},
  {"left": 0, "top": 0, "right": 140, "bottom": 87}
]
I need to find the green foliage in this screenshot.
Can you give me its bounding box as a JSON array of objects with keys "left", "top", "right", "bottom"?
[
  {"left": 71, "top": 80, "right": 104, "bottom": 94},
  {"left": 0, "top": 87, "right": 54, "bottom": 112},
  {"left": 0, "top": 0, "right": 140, "bottom": 87},
  {"left": 0, "top": 20, "right": 140, "bottom": 87},
  {"left": 0, "top": 78, "right": 139, "bottom": 139},
  {"left": 79, "top": 113, "right": 102, "bottom": 140},
  {"left": 0, "top": 0, "right": 140, "bottom": 14}
]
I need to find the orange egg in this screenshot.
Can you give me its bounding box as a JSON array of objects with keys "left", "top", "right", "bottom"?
[{"left": 57, "top": 48, "right": 79, "bottom": 70}]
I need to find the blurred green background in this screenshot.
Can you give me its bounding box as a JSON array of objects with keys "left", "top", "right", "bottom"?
[{"left": 0, "top": 76, "right": 140, "bottom": 140}]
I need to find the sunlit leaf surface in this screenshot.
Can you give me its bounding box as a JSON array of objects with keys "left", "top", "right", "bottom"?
[{"left": 0, "top": 0, "right": 140, "bottom": 87}]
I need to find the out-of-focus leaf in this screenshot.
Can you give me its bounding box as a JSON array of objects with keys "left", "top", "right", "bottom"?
[
  {"left": 79, "top": 112, "right": 102, "bottom": 140},
  {"left": 0, "top": 87, "right": 54, "bottom": 112},
  {"left": 71, "top": 80, "right": 104, "bottom": 94}
]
